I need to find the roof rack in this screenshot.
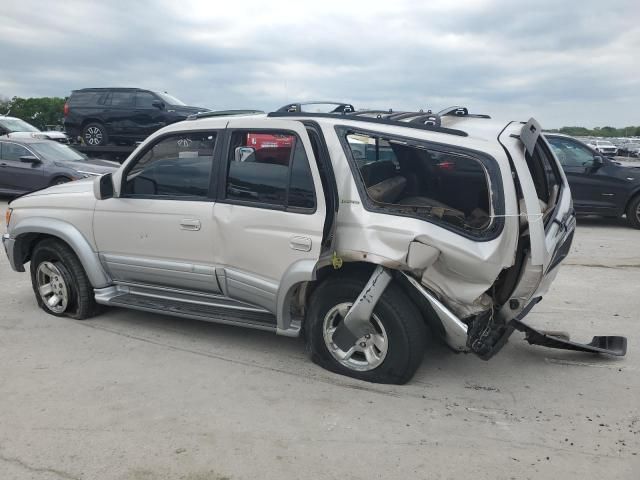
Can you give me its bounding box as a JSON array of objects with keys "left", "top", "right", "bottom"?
[
  {"left": 268, "top": 103, "right": 472, "bottom": 137},
  {"left": 186, "top": 109, "right": 264, "bottom": 120},
  {"left": 437, "top": 106, "right": 491, "bottom": 119}
]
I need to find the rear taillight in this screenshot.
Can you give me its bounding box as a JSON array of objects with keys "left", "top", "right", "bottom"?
[{"left": 63, "top": 103, "right": 69, "bottom": 116}]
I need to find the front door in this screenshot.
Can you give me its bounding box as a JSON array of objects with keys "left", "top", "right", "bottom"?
[
  {"left": 0, "top": 141, "right": 45, "bottom": 193},
  {"left": 133, "top": 91, "right": 167, "bottom": 138},
  {"left": 93, "top": 130, "right": 222, "bottom": 293},
  {"left": 212, "top": 117, "right": 326, "bottom": 312}
]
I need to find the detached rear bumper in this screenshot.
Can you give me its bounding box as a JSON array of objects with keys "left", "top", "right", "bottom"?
[{"left": 2, "top": 233, "right": 23, "bottom": 272}]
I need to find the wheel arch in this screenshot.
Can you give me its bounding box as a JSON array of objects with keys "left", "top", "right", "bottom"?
[
  {"left": 624, "top": 187, "right": 640, "bottom": 214},
  {"left": 11, "top": 217, "right": 110, "bottom": 288}
]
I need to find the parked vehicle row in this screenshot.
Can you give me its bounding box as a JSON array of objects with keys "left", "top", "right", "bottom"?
[{"left": 2, "top": 104, "right": 625, "bottom": 385}]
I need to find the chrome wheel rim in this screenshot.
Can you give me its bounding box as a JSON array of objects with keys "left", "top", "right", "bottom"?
[
  {"left": 84, "top": 126, "right": 103, "bottom": 145},
  {"left": 322, "top": 302, "right": 388, "bottom": 372},
  {"left": 36, "top": 261, "right": 69, "bottom": 314}
]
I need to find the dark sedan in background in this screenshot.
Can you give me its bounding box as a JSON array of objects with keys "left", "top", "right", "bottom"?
[
  {"left": 0, "top": 136, "right": 117, "bottom": 196},
  {"left": 545, "top": 133, "right": 640, "bottom": 229}
]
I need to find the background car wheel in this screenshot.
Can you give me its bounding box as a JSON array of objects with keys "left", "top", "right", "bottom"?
[
  {"left": 626, "top": 195, "right": 640, "bottom": 229},
  {"left": 30, "top": 238, "right": 100, "bottom": 320},
  {"left": 305, "top": 275, "right": 428, "bottom": 384},
  {"left": 50, "top": 176, "right": 71, "bottom": 186},
  {"left": 82, "top": 122, "right": 108, "bottom": 146}
]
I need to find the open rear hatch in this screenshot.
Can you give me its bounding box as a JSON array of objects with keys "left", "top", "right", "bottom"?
[{"left": 467, "top": 118, "right": 627, "bottom": 359}]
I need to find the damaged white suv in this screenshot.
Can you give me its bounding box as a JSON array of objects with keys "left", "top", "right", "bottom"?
[{"left": 2, "top": 103, "right": 626, "bottom": 384}]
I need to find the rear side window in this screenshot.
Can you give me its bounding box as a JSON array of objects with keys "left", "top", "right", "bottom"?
[
  {"left": 225, "top": 131, "right": 316, "bottom": 211},
  {"left": 341, "top": 129, "right": 498, "bottom": 236},
  {"left": 123, "top": 132, "right": 216, "bottom": 198},
  {"left": 69, "top": 91, "right": 107, "bottom": 106}
]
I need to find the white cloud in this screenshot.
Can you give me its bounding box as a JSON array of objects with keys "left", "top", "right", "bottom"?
[{"left": 0, "top": 0, "right": 638, "bottom": 127}]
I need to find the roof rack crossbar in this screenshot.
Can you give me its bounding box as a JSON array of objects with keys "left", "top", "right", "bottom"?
[
  {"left": 437, "top": 106, "right": 491, "bottom": 119},
  {"left": 276, "top": 102, "right": 355, "bottom": 113},
  {"left": 386, "top": 111, "right": 428, "bottom": 121}
]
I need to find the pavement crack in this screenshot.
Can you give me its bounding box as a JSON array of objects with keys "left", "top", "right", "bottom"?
[{"left": 0, "top": 452, "right": 81, "bottom": 480}]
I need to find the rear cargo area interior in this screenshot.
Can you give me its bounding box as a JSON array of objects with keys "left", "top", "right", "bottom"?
[{"left": 346, "top": 133, "right": 491, "bottom": 231}]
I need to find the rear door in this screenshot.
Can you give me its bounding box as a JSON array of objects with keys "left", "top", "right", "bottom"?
[
  {"left": 212, "top": 117, "right": 326, "bottom": 313},
  {"left": 104, "top": 91, "right": 137, "bottom": 139}
]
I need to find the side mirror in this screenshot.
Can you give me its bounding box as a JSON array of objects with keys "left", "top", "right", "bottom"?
[
  {"left": 593, "top": 155, "right": 604, "bottom": 167},
  {"left": 96, "top": 173, "right": 114, "bottom": 200},
  {"left": 151, "top": 99, "right": 165, "bottom": 110},
  {"left": 19, "top": 155, "right": 41, "bottom": 164},
  {"left": 234, "top": 146, "right": 256, "bottom": 163}
]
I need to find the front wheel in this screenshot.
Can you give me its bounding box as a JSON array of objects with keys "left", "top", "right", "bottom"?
[
  {"left": 30, "top": 239, "right": 100, "bottom": 319},
  {"left": 626, "top": 195, "right": 640, "bottom": 229},
  {"left": 305, "top": 275, "right": 428, "bottom": 384}
]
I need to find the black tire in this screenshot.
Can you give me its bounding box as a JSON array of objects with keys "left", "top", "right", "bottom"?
[
  {"left": 626, "top": 195, "right": 640, "bottom": 229},
  {"left": 30, "top": 238, "right": 100, "bottom": 320},
  {"left": 50, "top": 176, "right": 71, "bottom": 186},
  {"left": 82, "top": 122, "right": 108, "bottom": 146},
  {"left": 305, "top": 274, "right": 428, "bottom": 384}
]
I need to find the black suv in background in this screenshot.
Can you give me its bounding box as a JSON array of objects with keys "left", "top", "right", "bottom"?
[
  {"left": 545, "top": 133, "right": 640, "bottom": 228},
  {"left": 63, "top": 88, "right": 210, "bottom": 146}
]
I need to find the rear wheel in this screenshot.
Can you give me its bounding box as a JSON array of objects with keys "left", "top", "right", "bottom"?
[
  {"left": 626, "top": 195, "right": 640, "bottom": 229},
  {"left": 30, "top": 239, "right": 100, "bottom": 319},
  {"left": 305, "top": 275, "right": 427, "bottom": 384},
  {"left": 82, "top": 122, "right": 108, "bottom": 146}
]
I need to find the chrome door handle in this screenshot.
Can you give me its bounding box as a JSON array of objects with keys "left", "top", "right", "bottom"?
[
  {"left": 180, "top": 219, "right": 201, "bottom": 231},
  {"left": 289, "top": 236, "right": 312, "bottom": 252}
]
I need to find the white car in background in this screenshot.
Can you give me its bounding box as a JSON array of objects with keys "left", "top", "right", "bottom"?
[
  {"left": 0, "top": 116, "right": 69, "bottom": 144},
  {"left": 587, "top": 139, "right": 618, "bottom": 156}
]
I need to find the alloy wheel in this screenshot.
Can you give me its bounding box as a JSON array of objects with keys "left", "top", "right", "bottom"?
[
  {"left": 322, "top": 302, "right": 388, "bottom": 372},
  {"left": 36, "top": 261, "right": 69, "bottom": 314},
  {"left": 84, "top": 126, "right": 103, "bottom": 145}
]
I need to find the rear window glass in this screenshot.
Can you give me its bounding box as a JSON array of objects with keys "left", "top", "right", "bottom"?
[{"left": 344, "top": 131, "right": 493, "bottom": 234}]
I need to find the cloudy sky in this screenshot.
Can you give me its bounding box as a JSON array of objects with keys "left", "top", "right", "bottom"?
[{"left": 1, "top": 0, "right": 639, "bottom": 127}]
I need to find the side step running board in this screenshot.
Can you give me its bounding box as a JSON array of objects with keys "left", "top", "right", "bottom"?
[
  {"left": 512, "top": 319, "right": 627, "bottom": 356},
  {"left": 105, "top": 293, "right": 277, "bottom": 332}
]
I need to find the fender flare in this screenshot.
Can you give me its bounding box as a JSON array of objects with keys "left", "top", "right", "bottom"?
[
  {"left": 11, "top": 217, "right": 111, "bottom": 288},
  {"left": 275, "top": 259, "right": 319, "bottom": 337}
]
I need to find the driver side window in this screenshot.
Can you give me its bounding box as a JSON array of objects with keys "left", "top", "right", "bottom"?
[
  {"left": 123, "top": 131, "right": 216, "bottom": 199},
  {"left": 548, "top": 137, "right": 594, "bottom": 167}
]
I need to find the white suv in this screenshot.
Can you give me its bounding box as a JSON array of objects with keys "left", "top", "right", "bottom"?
[{"left": 2, "top": 103, "right": 626, "bottom": 384}]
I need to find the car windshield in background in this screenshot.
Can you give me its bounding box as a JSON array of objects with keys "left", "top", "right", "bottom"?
[
  {"left": 154, "top": 92, "right": 186, "bottom": 106},
  {"left": 30, "top": 142, "right": 86, "bottom": 161},
  {"left": 0, "top": 118, "right": 40, "bottom": 132}
]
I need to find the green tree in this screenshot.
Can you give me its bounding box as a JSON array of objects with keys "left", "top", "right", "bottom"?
[{"left": 1, "top": 96, "right": 66, "bottom": 130}]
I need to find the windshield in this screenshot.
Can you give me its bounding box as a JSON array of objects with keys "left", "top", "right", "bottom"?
[
  {"left": 30, "top": 142, "right": 87, "bottom": 161},
  {"left": 0, "top": 117, "right": 40, "bottom": 133},
  {"left": 154, "top": 92, "right": 186, "bottom": 106}
]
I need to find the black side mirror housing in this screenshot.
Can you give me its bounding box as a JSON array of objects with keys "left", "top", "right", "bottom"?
[
  {"left": 97, "top": 173, "right": 114, "bottom": 200},
  {"left": 19, "top": 155, "right": 41, "bottom": 164},
  {"left": 593, "top": 155, "right": 604, "bottom": 167},
  {"left": 151, "top": 100, "right": 165, "bottom": 110}
]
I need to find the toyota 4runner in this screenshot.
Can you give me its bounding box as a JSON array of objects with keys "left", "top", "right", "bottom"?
[{"left": 2, "top": 103, "right": 627, "bottom": 384}]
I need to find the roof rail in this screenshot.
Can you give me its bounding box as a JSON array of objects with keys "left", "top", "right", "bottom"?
[
  {"left": 268, "top": 110, "right": 467, "bottom": 137},
  {"left": 276, "top": 101, "right": 356, "bottom": 113},
  {"left": 186, "top": 109, "right": 264, "bottom": 120}
]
